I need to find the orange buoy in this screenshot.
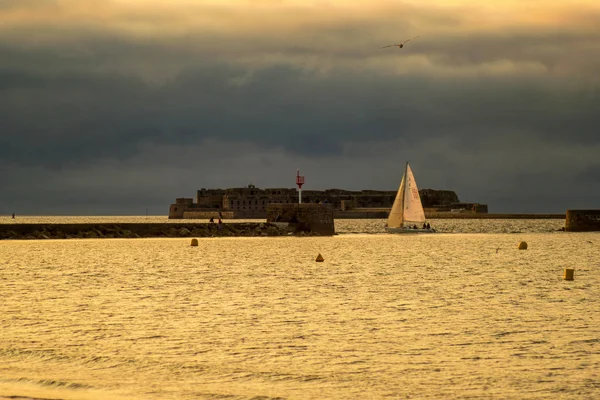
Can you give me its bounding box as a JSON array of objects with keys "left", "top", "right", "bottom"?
[
  {"left": 190, "top": 238, "right": 198, "bottom": 246},
  {"left": 564, "top": 268, "right": 574, "bottom": 281},
  {"left": 518, "top": 241, "right": 528, "bottom": 250},
  {"left": 315, "top": 253, "right": 324, "bottom": 262}
]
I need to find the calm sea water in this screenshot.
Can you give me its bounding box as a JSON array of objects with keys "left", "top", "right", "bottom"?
[{"left": 1, "top": 218, "right": 599, "bottom": 400}]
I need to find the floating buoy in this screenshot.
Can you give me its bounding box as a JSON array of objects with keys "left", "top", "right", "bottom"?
[
  {"left": 190, "top": 238, "right": 198, "bottom": 247},
  {"left": 518, "top": 241, "right": 528, "bottom": 250},
  {"left": 315, "top": 253, "right": 324, "bottom": 262},
  {"left": 564, "top": 268, "right": 574, "bottom": 281}
]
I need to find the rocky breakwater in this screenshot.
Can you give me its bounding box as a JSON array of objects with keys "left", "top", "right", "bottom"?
[{"left": 0, "top": 222, "right": 331, "bottom": 240}]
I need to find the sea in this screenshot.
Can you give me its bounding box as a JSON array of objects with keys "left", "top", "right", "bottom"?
[{"left": 1, "top": 217, "right": 599, "bottom": 400}]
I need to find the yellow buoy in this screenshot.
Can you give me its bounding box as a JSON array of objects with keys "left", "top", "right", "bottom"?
[
  {"left": 518, "top": 241, "right": 528, "bottom": 250},
  {"left": 315, "top": 253, "right": 324, "bottom": 262},
  {"left": 190, "top": 238, "right": 198, "bottom": 247},
  {"left": 564, "top": 268, "right": 574, "bottom": 281}
]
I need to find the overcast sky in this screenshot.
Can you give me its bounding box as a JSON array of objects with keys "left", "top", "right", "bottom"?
[{"left": 1, "top": 0, "right": 599, "bottom": 215}]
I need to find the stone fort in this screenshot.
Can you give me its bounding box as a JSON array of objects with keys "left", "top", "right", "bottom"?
[{"left": 169, "top": 185, "right": 488, "bottom": 219}]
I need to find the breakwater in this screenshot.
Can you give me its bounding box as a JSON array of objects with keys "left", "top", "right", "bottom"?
[{"left": 0, "top": 222, "right": 329, "bottom": 240}]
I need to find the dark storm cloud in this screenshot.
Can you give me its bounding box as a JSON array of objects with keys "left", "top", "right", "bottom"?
[
  {"left": 576, "top": 165, "right": 600, "bottom": 185},
  {"left": 1, "top": 0, "right": 600, "bottom": 214},
  {"left": 2, "top": 56, "right": 598, "bottom": 168}
]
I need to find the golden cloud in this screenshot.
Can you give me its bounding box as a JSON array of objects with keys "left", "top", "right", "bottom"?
[
  {"left": 1, "top": 0, "right": 598, "bottom": 82},
  {"left": 2, "top": 0, "right": 599, "bottom": 38}
]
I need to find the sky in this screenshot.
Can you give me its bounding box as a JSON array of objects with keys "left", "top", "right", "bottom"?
[{"left": 1, "top": 0, "right": 599, "bottom": 215}]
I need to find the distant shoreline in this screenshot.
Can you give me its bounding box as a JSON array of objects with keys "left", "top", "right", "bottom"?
[
  {"left": 333, "top": 211, "right": 566, "bottom": 219},
  {"left": 425, "top": 212, "right": 565, "bottom": 219}
]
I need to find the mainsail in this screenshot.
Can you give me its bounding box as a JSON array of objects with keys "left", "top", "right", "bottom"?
[
  {"left": 402, "top": 164, "right": 426, "bottom": 224},
  {"left": 386, "top": 162, "right": 426, "bottom": 229},
  {"left": 387, "top": 169, "right": 406, "bottom": 228}
]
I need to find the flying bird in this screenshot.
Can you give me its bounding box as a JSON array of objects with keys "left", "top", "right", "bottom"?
[{"left": 380, "top": 36, "right": 420, "bottom": 49}]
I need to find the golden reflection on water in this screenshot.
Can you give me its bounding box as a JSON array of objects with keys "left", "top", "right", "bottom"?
[{"left": 1, "top": 224, "right": 599, "bottom": 399}]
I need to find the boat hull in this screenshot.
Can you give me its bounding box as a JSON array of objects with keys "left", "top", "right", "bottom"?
[{"left": 386, "top": 227, "right": 436, "bottom": 234}]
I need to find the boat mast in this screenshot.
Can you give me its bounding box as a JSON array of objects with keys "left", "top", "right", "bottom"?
[{"left": 402, "top": 162, "right": 408, "bottom": 226}]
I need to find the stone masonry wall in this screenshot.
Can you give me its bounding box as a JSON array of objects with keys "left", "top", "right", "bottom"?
[
  {"left": 565, "top": 210, "right": 600, "bottom": 231},
  {"left": 183, "top": 211, "right": 235, "bottom": 219},
  {"left": 267, "top": 203, "right": 335, "bottom": 235}
]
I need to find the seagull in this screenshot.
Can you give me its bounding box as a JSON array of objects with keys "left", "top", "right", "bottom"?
[{"left": 380, "top": 36, "right": 420, "bottom": 49}]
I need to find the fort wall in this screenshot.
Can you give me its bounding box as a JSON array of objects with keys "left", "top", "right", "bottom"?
[
  {"left": 169, "top": 185, "right": 480, "bottom": 219},
  {"left": 169, "top": 198, "right": 193, "bottom": 219},
  {"left": 183, "top": 211, "right": 235, "bottom": 219}
]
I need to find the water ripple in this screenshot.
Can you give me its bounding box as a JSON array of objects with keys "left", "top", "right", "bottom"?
[{"left": 1, "top": 222, "right": 599, "bottom": 399}]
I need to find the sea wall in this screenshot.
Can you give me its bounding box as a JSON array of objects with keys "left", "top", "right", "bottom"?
[
  {"left": 0, "top": 222, "right": 326, "bottom": 240},
  {"left": 565, "top": 210, "right": 600, "bottom": 231}
]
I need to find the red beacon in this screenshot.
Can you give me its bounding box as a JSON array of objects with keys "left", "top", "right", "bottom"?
[{"left": 296, "top": 169, "right": 305, "bottom": 204}]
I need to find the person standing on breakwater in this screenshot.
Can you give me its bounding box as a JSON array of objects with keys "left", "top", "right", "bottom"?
[
  {"left": 218, "top": 218, "right": 223, "bottom": 232},
  {"left": 12, "top": 212, "right": 15, "bottom": 219}
]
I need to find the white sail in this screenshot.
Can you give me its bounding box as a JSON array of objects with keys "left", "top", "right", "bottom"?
[
  {"left": 386, "top": 169, "right": 406, "bottom": 228},
  {"left": 387, "top": 162, "right": 426, "bottom": 230},
  {"left": 402, "top": 164, "right": 426, "bottom": 224}
]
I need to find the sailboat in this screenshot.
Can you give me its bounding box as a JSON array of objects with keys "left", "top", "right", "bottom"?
[{"left": 386, "top": 162, "right": 435, "bottom": 234}]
